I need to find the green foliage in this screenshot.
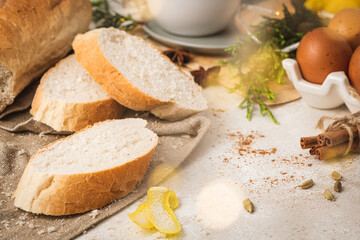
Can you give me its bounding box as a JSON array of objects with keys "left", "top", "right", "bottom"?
[
  {"left": 252, "top": 1, "right": 322, "bottom": 57},
  {"left": 226, "top": 43, "right": 286, "bottom": 124},
  {"left": 222, "top": 1, "right": 322, "bottom": 123},
  {"left": 91, "top": 0, "right": 138, "bottom": 31}
]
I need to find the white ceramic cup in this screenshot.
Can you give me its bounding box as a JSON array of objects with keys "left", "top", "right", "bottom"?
[{"left": 146, "top": 0, "right": 241, "bottom": 36}]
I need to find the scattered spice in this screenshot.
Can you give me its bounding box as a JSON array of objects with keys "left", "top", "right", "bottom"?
[
  {"left": 331, "top": 171, "right": 342, "bottom": 181},
  {"left": 243, "top": 198, "right": 254, "bottom": 213},
  {"left": 334, "top": 181, "right": 342, "bottom": 192},
  {"left": 162, "top": 48, "right": 192, "bottom": 66},
  {"left": 298, "top": 179, "right": 314, "bottom": 189},
  {"left": 323, "top": 189, "right": 335, "bottom": 201},
  {"left": 220, "top": 131, "right": 311, "bottom": 192},
  {"left": 190, "top": 66, "right": 221, "bottom": 87},
  {"left": 228, "top": 131, "right": 277, "bottom": 157}
]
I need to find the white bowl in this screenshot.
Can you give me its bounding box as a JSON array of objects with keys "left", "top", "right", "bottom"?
[{"left": 282, "top": 58, "right": 360, "bottom": 113}]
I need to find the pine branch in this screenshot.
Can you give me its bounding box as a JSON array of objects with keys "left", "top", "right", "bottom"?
[
  {"left": 222, "top": 1, "right": 322, "bottom": 124},
  {"left": 91, "top": 0, "right": 138, "bottom": 31}
]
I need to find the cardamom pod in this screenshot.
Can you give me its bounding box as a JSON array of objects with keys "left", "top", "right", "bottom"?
[
  {"left": 243, "top": 198, "right": 254, "bottom": 213},
  {"left": 324, "top": 189, "right": 335, "bottom": 201},
  {"left": 331, "top": 171, "right": 342, "bottom": 181},
  {"left": 334, "top": 181, "right": 342, "bottom": 192},
  {"left": 298, "top": 179, "right": 314, "bottom": 189}
]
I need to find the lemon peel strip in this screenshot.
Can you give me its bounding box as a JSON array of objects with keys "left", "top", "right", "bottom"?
[
  {"left": 147, "top": 187, "right": 181, "bottom": 234},
  {"left": 128, "top": 187, "right": 181, "bottom": 234},
  {"left": 168, "top": 190, "right": 179, "bottom": 210},
  {"left": 128, "top": 201, "right": 153, "bottom": 228}
]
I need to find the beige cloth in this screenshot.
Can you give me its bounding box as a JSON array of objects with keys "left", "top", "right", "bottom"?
[
  {"left": 0, "top": 93, "right": 210, "bottom": 239},
  {"left": 0, "top": 80, "right": 38, "bottom": 119}
]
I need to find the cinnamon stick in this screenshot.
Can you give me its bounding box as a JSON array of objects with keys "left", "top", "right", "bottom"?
[
  {"left": 309, "top": 145, "right": 321, "bottom": 155},
  {"left": 317, "top": 135, "right": 325, "bottom": 146},
  {"left": 319, "top": 126, "right": 359, "bottom": 147},
  {"left": 300, "top": 136, "right": 318, "bottom": 149},
  {"left": 315, "top": 138, "right": 360, "bottom": 160}
]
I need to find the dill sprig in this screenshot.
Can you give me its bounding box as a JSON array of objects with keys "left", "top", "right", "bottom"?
[
  {"left": 222, "top": 0, "right": 322, "bottom": 123},
  {"left": 91, "top": 0, "right": 138, "bottom": 31}
]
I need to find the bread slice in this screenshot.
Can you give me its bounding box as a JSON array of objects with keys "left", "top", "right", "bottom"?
[
  {"left": 30, "top": 54, "right": 125, "bottom": 132},
  {"left": 14, "top": 118, "right": 158, "bottom": 216},
  {"left": 72, "top": 28, "right": 208, "bottom": 121}
]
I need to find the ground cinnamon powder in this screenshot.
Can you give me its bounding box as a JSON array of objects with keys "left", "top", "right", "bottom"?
[
  {"left": 220, "top": 131, "right": 313, "bottom": 192},
  {"left": 228, "top": 131, "right": 277, "bottom": 157}
]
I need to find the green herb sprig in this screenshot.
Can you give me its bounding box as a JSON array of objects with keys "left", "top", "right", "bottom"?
[
  {"left": 91, "top": 0, "right": 138, "bottom": 31},
  {"left": 226, "top": 43, "right": 287, "bottom": 124},
  {"left": 252, "top": 0, "right": 322, "bottom": 58},
  {"left": 221, "top": 0, "right": 322, "bottom": 123}
]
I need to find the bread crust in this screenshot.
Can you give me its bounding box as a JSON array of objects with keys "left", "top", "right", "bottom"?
[
  {"left": 73, "top": 28, "right": 208, "bottom": 120},
  {"left": 13, "top": 120, "right": 157, "bottom": 216},
  {"left": 30, "top": 57, "right": 125, "bottom": 132},
  {"left": 0, "top": 0, "right": 92, "bottom": 112},
  {"left": 73, "top": 30, "right": 165, "bottom": 111}
]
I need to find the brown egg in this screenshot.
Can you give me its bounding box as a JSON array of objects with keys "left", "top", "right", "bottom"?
[
  {"left": 349, "top": 45, "right": 360, "bottom": 94},
  {"left": 297, "top": 27, "right": 353, "bottom": 84},
  {"left": 328, "top": 8, "right": 360, "bottom": 50}
]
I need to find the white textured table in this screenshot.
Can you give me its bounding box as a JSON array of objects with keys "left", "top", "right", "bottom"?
[{"left": 78, "top": 86, "right": 360, "bottom": 239}]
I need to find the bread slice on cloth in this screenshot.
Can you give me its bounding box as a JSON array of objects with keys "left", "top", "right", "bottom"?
[
  {"left": 14, "top": 118, "right": 158, "bottom": 216},
  {"left": 30, "top": 54, "right": 125, "bottom": 132},
  {"left": 73, "top": 28, "right": 207, "bottom": 121}
]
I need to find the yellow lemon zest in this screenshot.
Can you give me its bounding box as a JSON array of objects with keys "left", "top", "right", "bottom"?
[
  {"left": 147, "top": 187, "right": 181, "bottom": 234},
  {"left": 168, "top": 190, "right": 179, "bottom": 210},
  {"left": 128, "top": 201, "right": 153, "bottom": 228},
  {"left": 128, "top": 187, "right": 181, "bottom": 234}
]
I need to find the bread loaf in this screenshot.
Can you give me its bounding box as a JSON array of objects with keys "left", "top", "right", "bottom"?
[
  {"left": 0, "top": 0, "right": 92, "bottom": 112},
  {"left": 73, "top": 28, "right": 208, "bottom": 121},
  {"left": 14, "top": 119, "right": 158, "bottom": 216},
  {"left": 30, "top": 54, "right": 125, "bottom": 132}
]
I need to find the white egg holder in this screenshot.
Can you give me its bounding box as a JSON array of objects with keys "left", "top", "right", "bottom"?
[{"left": 282, "top": 58, "right": 360, "bottom": 113}]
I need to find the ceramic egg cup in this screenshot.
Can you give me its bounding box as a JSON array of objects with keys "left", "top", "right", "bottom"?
[{"left": 282, "top": 58, "right": 360, "bottom": 113}]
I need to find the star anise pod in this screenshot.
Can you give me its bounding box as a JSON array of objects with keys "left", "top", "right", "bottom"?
[
  {"left": 190, "top": 66, "right": 221, "bottom": 87},
  {"left": 162, "top": 48, "right": 193, "bottom": 66}
]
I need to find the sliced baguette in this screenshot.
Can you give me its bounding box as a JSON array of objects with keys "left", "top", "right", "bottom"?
[
  {"left": 0, "top": 0, "right": 92, "bottom": 113},
  {"left": 30, "top": 54, "right": 125, "bottom": 132},
  {"left": 14, "top": 118, "right": 158, "bottom": 216},
  {"left": 72, "top": 28, "right": 208, "bottom": 121}
]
